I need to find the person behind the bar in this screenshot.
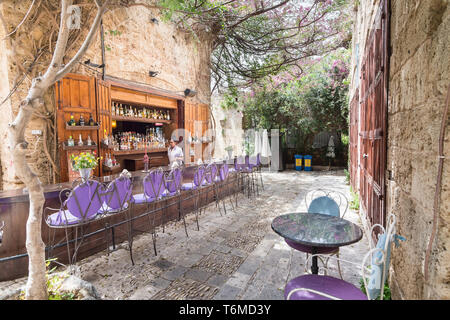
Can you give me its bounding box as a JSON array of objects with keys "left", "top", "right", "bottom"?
[{"left": 168, "top": 138, "right": 184, "bottom": 166}]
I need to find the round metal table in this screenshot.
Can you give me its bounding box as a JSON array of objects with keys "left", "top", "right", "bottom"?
[{"left": 271, "top": 212, "right": 363, "bottom": 274}]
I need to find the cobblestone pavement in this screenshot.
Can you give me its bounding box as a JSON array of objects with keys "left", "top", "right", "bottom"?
[{"left": 0, "top": 170, "right": 371, "bottom": 300}]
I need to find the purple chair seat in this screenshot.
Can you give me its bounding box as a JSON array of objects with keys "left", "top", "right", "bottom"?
[
  {"left": 133, "top": 193, "right": 157, "bottom": 204},
  {"left": 181, "top": 182, "right": 198, "bottom": 190},
  {"left": 285, "top": 274, "right": 367, "bottom": 300},
  {"left": 47, "top": 210, "right": 96, "bottom": 226},
  {"left": 98, "top": 202, "right": 129, "bottom": 214},
  {"left": 285, "top": 239, "right": 338, "bottom": 254},
  {"left": 162, "top": 189, "right": 178, "bottom": 197}
]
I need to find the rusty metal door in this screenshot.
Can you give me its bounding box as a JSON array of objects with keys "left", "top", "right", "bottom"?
[{"left": 359, "top": 0, "right": 389, "bottom": 230}]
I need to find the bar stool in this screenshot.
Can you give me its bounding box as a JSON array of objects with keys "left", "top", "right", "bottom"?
[
  {"left": 161, "top": 166, "right": 188, "bottom": 237},
  {"left": 214, "top": 163, "right": 235, "bottom": 215},
  {"left": 181, "top": 165, "right": 207, "bottom": 231},
  {"left": 132, "top": 167, "right": 166, "bottom": 256},
  {"left": 44, "top": 179, "right": 103, "bottom": 267},
  {"left": 97, "top": 174, "right": 135, "bottom": 264}
]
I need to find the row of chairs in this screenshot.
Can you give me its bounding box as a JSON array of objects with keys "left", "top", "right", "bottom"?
[{"left": 44, "top": 156, "right": 264, "bottom": 268}]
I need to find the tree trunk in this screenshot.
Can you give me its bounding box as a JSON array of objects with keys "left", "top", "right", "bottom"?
[{"left": 6, "top": 0, "right": 109, "bottom": 299}]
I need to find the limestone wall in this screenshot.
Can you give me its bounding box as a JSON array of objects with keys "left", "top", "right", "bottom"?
[
  {"left": 386, "top": 0, "right": 449, "bottom": 299},
  {"left": 350, "top": 0, "right": 450, "bottom": 299},
  {"left": 210, "top": 91, "right": 243, "bottom": 160},
  {"left": 0, "top": 0, "right": 213, "bottom": 189}
]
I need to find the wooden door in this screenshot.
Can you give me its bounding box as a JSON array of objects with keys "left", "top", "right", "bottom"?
[
  {"left": 358, "top": 0, "right": 389, "bottom": 232},
  {"left": 55, "top": 73, "right": 99, "bottom": 182},
  {"left": 96, "top": 78, "right": 111, "bottom": 175},
  {"left": 349, "top": 91, "right": 359, "bottom": 192}
]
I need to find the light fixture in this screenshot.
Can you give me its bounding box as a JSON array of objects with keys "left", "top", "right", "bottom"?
[
  {"left": 84, "top": 59, "right": 104, "bottom": 68},
  {"left": 184, "top": 88, "right": 197, "bottom": 97},
  {"left": 111, "top": 119, "right": 117, "bottom": 128},
  {"left": 149, "top": 71, "right": 159, "bottom": 77}
]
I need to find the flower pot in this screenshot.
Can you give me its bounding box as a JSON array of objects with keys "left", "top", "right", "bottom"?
[{"left": 79, "top": 168, "right": 93, "bottom": 181}]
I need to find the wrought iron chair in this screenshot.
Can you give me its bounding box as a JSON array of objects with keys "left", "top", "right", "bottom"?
[
  {"left": 214, "top": 163, "right": 235, "bottom": 215},
  {"left": 44, "top": 179, "right": 104, "bottom": 266},
  {"left": 285, "top": 213, "right": 404, "bottom": 300},
  {"left": 161, "top": 166, "right": 188, "bottom": 237},
  {"left": 132, "top": 167, "right": 166, "bottom": 256},
  {"left": 285, "top": 189, "right": 349, "bottom": 279},
  {"left": 181, "top": 165, "right": 207, "bottom": 231},
  {"left": 97, "top": 174, "right": 135, "bottom": 264}
]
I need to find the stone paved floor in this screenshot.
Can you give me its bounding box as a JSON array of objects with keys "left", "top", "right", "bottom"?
[{"left": 0, "top": 170, "right": 371, "bottom": 300}]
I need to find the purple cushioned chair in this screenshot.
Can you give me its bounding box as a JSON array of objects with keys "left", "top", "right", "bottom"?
[
  {"left": 285, "top": 213, "right": 402, "bottom": 301},
  {"left": 161, "top": 167, "right": 188, "bottom": 237},
  {"left": 45, "top": 179, "right": 103, "bottom": 265},
  {"left": 98, "top": 175, "right": 135, "bottom": 264},
  {"left": 132, "top": 168, "right": 166, "bottom": 256},
  {"left": 181, "top": 165, "right": 206, "bottom": 231},
  {"left": 214, "top": 163, "right": 235, "bottom": 216}
]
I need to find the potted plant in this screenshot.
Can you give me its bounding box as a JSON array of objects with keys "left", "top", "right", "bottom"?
[
  {"left": 71, "top": 151, "right": 100, "bottom": 181},
  {"left": 225, "top": 146, "right": 233, "bottom": 159}
]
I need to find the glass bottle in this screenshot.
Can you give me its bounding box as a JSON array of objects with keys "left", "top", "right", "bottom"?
[
  {"left": 68, "top": 113, "right": 76, "bottom": 126},
  {"left": 88, "top": 113, "right": 95, "bottom": 126},
  {"left": 78, "top": 134, "right": 83, "bottom": 146},
  {"left": 67, "top": 135, "right": 74, "bottom": 146},
  {"left": 167, "top": 110, "right": 170, "bottom": 121},
  {"left": 78, "top": 114, "right": 85, "bottom": 126}
]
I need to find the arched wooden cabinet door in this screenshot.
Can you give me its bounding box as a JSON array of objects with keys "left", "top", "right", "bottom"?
[{"left": 55, "top": 73, "right": 100, "bottom": 182}]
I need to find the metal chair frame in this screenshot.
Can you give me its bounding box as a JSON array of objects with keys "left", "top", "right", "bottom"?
[
  {"left": 287, "top": 213, "right": 398, "bottom": 300},
  {"left": 302, "top": 189, "right": 349, "bottom": 279},
  {"left": 131, "top": 167, "right": 167, "bottom": 256},
  {"left": 180, "top": 165, "right": 207, "bottom": 231},
  {"left": 44, "top": 179, "right": 104, "bottom": 267},
  {"left": 162, "top": 167, "right": 188, "bottom": 237},
  {"left": 98, "top": 175, "right": 135, "bottom": 264}
]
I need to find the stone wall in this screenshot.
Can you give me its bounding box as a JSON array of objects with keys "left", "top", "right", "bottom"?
[
  {"left": 0, "top": 0, "right": 213, "bottom": 190},
  {"left": 350, "top": 0, "right": 450, "bottom": 299},
  {"left": 386, "top": 0, "right": 449, "bottom": 299},
  {"left": 210, "top": 91, "right": 243, "bottom": 160}
]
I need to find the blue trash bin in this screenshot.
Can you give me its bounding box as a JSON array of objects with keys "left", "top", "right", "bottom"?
[
  {"left": 303, "top": 155, "right": 312, "bottom": 171},
  {"left": 294, "top": 155, "right": 303, "bottom": 171}
]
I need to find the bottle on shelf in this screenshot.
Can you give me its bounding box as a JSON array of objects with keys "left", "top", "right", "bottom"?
[
  {"left": 87, "top": 135, "right": 92, "bottom": 146},
  {"left": 167, "top": 110, "right": 170, "bottom": 120},
  {"left": 67, "top": 135, "right": 74, "bottom": 146},
  {"left": 68, "top": 113, "right": 76, "bottom": 126},
  {"left": 78, "top": 134, "right": 83, "bottom": 146},
  {"left": 78, "top": 114, "right": 85, "bottom": 126},
  {"left": 88, "top": 113, "right": 95, "bottom": 126}
]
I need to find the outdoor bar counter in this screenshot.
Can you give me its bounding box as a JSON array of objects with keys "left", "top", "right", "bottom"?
[{"left": 0, "top": 161, "right": 238, "bottom": 281}]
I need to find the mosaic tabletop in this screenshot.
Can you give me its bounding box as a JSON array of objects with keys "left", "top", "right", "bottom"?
[{"left": 271, "top": 212, "right": 363, "bottom": 248}]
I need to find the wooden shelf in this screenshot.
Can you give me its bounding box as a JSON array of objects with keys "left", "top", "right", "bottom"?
[
  {"left": 65, "top": 124, "right": 100, "bottom": 130},
  {"left": 103, "top": 165, "right": 121, "bottom": 172},
  {"left": 101, "top": 141, "right": 115, "bottom": 149},
  {"left": 112, "top": 115, "right": 171, "bottom": 124},
  {"left": 62, "top": 143, "right": 98, "bottom": 151},
  {"left": 112, "top": 148, "right": 167, "bottom": 156}
]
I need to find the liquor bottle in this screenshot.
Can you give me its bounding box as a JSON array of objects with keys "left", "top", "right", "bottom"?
[
  {"left": 88, "top": 113, "right": 95, "bottom": 126},
  {"left": 78, "top": 114, "right": 85, "bottom": 126},
  {"left": 78, "top": 134, "right": 83, "bottom": 146},
  {"left": 87, "top": 135, "right": 92, "bottom": 146},
  {"left": 119, "top": 104, "right": 123, "bottom": 116},
  {"left": 111, "top": 103, "right": 115, "bottom": 116},
  {"left": 167, "top": 110, "right": 170, "bottom": 121},
  {"left": 68, "top": 113, "right": 76, "bottom": 126},
  {"left": 67, "top": 135, "right": 74, "bottom": 146}
]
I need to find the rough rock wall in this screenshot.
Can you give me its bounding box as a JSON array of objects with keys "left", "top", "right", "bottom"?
[
  {"left": 210, "top": 91, "right": 243, "bottom": 160},
  {"left": 350, "top": 0, "right": 450, "bottom": 299},
  {"left": 0, "top": 0, "right": 213, "bottom": 190},
  {"left": 386, "top": 0, "right": 449, "bottom": 299}
]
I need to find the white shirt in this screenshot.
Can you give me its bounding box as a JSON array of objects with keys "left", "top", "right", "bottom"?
[{"left": 168, "top": 145, "right": 184, "bottom": 165}]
